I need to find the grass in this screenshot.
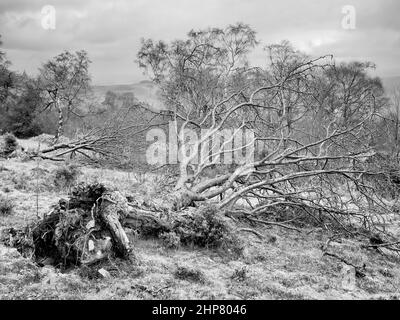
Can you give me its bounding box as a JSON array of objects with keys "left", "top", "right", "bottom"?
[{"left": 1, "top": 139, "right": 400, "bottom": 299}]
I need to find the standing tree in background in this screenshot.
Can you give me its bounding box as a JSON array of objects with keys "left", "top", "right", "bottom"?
[
  {"left": 390, "top": 88, "right": 400, "bottom": 155},
  {"left": 0, "top": 35, "right": 15, "bottom": 107},
  {"left": 38, "top": 50, "right": 91, "bottom": 142},
  {"left": 1, "top": 36, "right": 49, "bottom": 137},
  {"left": 377, "top": 87, "right": 400, "bottom": 157},
  {"left": 4, "top": 77, "right": 45, "bottom": 138}
]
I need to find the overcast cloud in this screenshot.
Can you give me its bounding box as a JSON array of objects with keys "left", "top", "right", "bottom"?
[{"left": 1, "top": 0, "right": 399, "bottom": 85}]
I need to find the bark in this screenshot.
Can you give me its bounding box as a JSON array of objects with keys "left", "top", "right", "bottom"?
[
  {"left": 97, "top": 191, "right": 132, "bottom": 258},
  {"left": 124, "top": 209, "right": 172, "bottom": 237},
  {"left": 54, "top": 97, "right": 63, "bottom": 143}
]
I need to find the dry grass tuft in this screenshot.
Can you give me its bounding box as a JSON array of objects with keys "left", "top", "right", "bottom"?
[
  {"left": 0, "top": 194, "right": 14, "bottom": 216},
  {"left": 174, "top": 265, "right": 207, "bottom": 284}
]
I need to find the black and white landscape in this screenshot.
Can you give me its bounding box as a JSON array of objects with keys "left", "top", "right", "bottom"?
[{"left": 1, "top": 0, "right": 400, "bottom": 300}]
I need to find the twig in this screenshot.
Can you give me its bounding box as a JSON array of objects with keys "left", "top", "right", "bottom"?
[
  {"left": 363, "top": 240, "right": 400, "bottom": 253},
  {"left": 154, "top": 285, "right": 170, "bottom": 294},
  {"left": 364, "top": 240, "right": 400, "bottom": 249},
  {"left": 238, "top": 228, "right": 264, "bottom": 239},
  {"left": 248, "top": 217, "right": 302, "bottom": 233},
  {"left": 323, "top": 251, "right": 366, "bottom": 278},
  {"left": 35, "top": 143, "right": 41, "bottom": 220}
]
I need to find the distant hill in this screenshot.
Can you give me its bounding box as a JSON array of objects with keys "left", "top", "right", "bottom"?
[
  {"left": 93, "top": 76, "right": 400, "bottom": 110},
  {"left": 92, "top": 80, "right": 165, "bottom": 110}
]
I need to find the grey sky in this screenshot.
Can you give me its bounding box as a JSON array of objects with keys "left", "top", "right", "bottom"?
[{"left": 1, "top": 0, "right": 399, "bottom": 85}]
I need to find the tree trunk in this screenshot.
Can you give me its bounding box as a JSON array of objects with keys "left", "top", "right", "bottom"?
[
  {"left": 97, "top": 191, "right": 132, "bottom": 258},
  {"left": 54, "top": 98, "right": 63, "bottom": 143}
]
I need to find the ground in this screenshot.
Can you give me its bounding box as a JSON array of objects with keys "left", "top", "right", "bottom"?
[{"left": 1, "top": 138, "right": 400, "bottom": 300}]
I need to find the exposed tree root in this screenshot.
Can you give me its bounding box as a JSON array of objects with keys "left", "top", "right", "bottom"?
[{"left": 1, "top": 183, "right": 133, "bottom": 268}]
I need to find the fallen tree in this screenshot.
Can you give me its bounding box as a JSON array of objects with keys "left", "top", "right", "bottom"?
[
  {"left": 135, "top": 26, "right": 395, "bottom": 241},
  {"left": 10, "top": 25, "right": 400, "bottom": 263},
  {"left": 26, "top": 104, "right": 164, "bottom": 164}
]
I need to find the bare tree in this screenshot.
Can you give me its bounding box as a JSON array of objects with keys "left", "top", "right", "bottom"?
[
  {"left": 389, "top": 88, "right": 400, "bottom": 155},
  {"left": 136, "top": 25, "right": 393, "bottom": 239},
  {"left": 368, "top": 87, "right": 400, "bottom": 158}
]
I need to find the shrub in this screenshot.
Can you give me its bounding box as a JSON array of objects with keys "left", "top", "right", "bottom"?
[
  {"left": 10, "top": 172, "right": 30, "bottom": 190},
  {"left": 129, "top": 204, "right": 243, "bottom": 255},
  {"left": 174, "top": 204, "right": 235, "bottom": 248},
  {"left": 2, "top": 82, "right": 46, "bottom": 138},
  {"left": 2, "top": 187, "right": 11, "bottom": 193},
  {"left": 1, "top": 133, "right": 18, "bottom": 156},
  {"left": 168, "top": 204, "right": 244, "bottom": 256},
  {"left": 231, "top": 266, "right": 248, "bottom": 282},
  {"left": 160, "top": 231, "right": 181, "bottom": 249},
  {"left": 54, "top": 163, "right": 81, "bottom": 190},
  {"left": 0, "top": 194, "right": 14, "bottom": 216},
  {"left": 174, "top": 265, "right": 206, "bottom": 283}
]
